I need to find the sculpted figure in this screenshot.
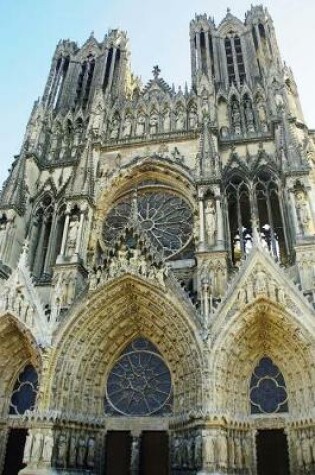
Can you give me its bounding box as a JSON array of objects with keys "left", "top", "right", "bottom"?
[
  {"left": 136, "top": 114, "right": 146, "bottom": 136},
  {"left": 295, "top": 190, "right": 311, "bottom": 235},
  {"left": 42, "top": 434, "right": 54, "bottom": 463},
  {"left": 205, "top": 199, "right": 216, "bottom": 246},
  {"left": 56, "top": 434, "right": 68, "bottom": 467},
  {"left": 66, "top": 215, "right": 80, "bottom": 255},
  {"left": 188, "top": 109, "right": 197, "bottom": 129},
  {"left": 110, "top": 117, "right": 120, "bottom": 139},
  {"left": 23, "top": 433, "right": 33, "bottom": 463},
  {"left": 77, "top": 436, "right": 86, "bottom": 467},
  {"left": 69, "top": 435, "right": 77, "bottom": 466},
  {"left": 163, "top": 110, "right": 171, "bottom": 132},
  {"left": 302, "top": 433, "right": 312, "bottom": 467},
  {"left": 123, "top": 115, "right": 132, "bottom": 137},
  {"left": 245, "top": 100, "right": 255, "bottom": 132},
  {"left": 87, "top": 437, "right": 96, "bottom": 468},
  {"left": 32, "top": 432, "right": 44, "bottom": 461},
  {"left": 149, "top": 113, "right": 158, "bottom": 135},
  {"left": 203, "top": 435, "right": 215, "bottom": 466},
  {"left": 217, "top": 432, "right": 228, "bottom": 467},
  {"left": 232, "top": 102, "right": 241, "bottom": 135},
  {"left": 176, "top": 108, "right": 185, "bottom": 130},
  {"left": 131, "top": 437, "right": 140, "bottom": 471}
]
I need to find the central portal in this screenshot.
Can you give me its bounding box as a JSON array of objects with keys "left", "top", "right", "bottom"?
[{"left": 256, "top": 429, "right": 290, "bottom": 475}]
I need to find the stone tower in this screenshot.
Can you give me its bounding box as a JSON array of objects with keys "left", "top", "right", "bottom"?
[{"left": 0, "top": 6, "right": 314, "bottom": 474}]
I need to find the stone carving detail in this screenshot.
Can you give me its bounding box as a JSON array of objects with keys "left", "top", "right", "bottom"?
[{"left": 295, "top": 189, "right": 312, "bottom": 235}]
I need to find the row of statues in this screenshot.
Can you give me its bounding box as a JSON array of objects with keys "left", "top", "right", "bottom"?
[
  {"left": 109, "top": 107, "right": 198, "bottom": 139},
  {"left": 171, "top": 431, "right": 252, "bottom": 470},
  {"left": 295, "top": 429, "right": 315, "bottom": 469},
  {"left": 90, "top": 244, "right": 168, "bottom": 290},
  {"left": 24, "top": 431, "right": 97, "bottom": 468}
]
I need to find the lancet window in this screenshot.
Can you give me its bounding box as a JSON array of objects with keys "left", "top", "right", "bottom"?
[
  {"left": 105, "top": 338, "right": 173, "bottom": 416},
  {"left": 226, "top": 171, "right": 288, "bottom": 265},
  {"left": 225, "top": 34, "right": 246, "bottom": 85},
  {"left": 30, "top": 195, "right": 63, "bottom": 279},
  {"left": 9, "top": 365, "right": 38, "bottom": 416},
  {"left": 74, "top": 55, "right": 95, "bottom": 109},
  {"left": 47, "top": 55, "right": 70, "bottom": 109},
  {"left": 250, "top": 357, "right": 288, "bottom": 414}
]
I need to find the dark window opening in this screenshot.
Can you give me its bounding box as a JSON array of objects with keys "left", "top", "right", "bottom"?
[
  {"left": 256, "top": 430, "right": 290, "bottom": 475},
  {"left": 103, "top": 47, "right": 113, "bottom": 91}
]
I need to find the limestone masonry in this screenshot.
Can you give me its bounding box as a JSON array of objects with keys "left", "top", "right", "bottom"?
[{"left": 0, "top": 5, "right": 314, "bottom": 475}]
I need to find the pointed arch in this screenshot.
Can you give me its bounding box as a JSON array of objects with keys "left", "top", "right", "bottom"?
[
  {"left": 43, "top": 274, "right": 204, "bottom": 417},
  {"left": 211, "top": 299, "right": 315, "bottom": 419},
  {"left": 0, "top": 313, "right": 41, "bottom": 416}
]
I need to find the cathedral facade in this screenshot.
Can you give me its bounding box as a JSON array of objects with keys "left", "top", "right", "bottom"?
[{"left": 0, "top": 5, "right": 315, "bottom": 474}]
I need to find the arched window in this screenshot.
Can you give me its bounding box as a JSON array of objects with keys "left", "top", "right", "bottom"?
[
  {"left": 48, "top": 55, "right": 70, "bottom": 108},
  {"left": 250, "top": 357, "right": 288, "bottom": 414},
  {"left": 226, "top": 176, "right": 252, "bottom": 263},
  {"left": 75, "top": 55, "right": 95, "bottom": 109},
  {"left": 9, "top": 365, "right": 38, "bottom": 415},
  {"left": 254, "top": 171, "right": 287, "bottom": 262},
  {"left": 225, "top": 34, "right": 246, "bottom": 85},
  {"left": 30, "top": 194, "right": 54, "bottom": 279},
  {"left": 105, "top": 338, "right": 173, "bottom": 416},
  {"left": 226, "top": 170, "right": 289, "bottom": 265}
]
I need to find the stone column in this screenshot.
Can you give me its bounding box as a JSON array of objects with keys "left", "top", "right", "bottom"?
[
  {"left": 130, "top": 432, "right": 141, "bottom": 475},
  {"left": 196, "top": 32, "right": 202, "bottom": 71},
  {"left": 201, "top": 278, "right": 211, "bottom": 326},
  {"left": 215, "top": 193, "right": 224, "bottom": 250},
  {"left": 198, "top": 188, "right": 206, "bottom": 250},
  {"left": 75, "top": 209, "right": 85, "bottom": 255},
  {"left": 58, "top": 209, "right": 70, "bottom": 259},
  {"left": 205, "top": 31, "right": 212, "bottom": 77}
]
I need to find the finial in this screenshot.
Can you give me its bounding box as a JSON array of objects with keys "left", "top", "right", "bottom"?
[
  {"left": 89, "top": 30, "right": 95, "bottom": 38},
  {"left": 152, "top": 65, "right": 161, "bottom": 80},
  {"left": 227, "top": 7, "right": 231, "bottom": 13}
]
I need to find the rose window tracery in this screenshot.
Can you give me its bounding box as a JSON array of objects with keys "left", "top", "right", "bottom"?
[
  {"left": 9, "top": 365, "right": 38, "bottom": 415},
  {"left": 105, "top": 338, "right": 172, "bottom": 416},
  {"left": 102, "top": 189, "right": 193, "bottom": 258}
]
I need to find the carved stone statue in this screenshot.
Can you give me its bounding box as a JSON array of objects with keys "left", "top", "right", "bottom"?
[
  {"left": 149, "top": 113, "right": 158, "bottom": 135},
  {"left": 56, "top": 434, "right": 68, "bottom": 467},
  {"left": 42, "top": 434, "right": 54, "bottom": 463},
  {"left": 136, "top": 114, "right": 146, "bottom": 136},
  {"left": 205, "top": 199, "right": 216, "bottom": 246},
  {"left": 69, "top": 435, "right": 77, "bottom": 466},
  {"left": 131, "top": 437, "right": 140, "bottom": 471},
  {"left": 123, "top": 115, "right": 132, "bottom": 137},
  {"left": 295, "top": 190, "right": 311, "bottom": 235},
  {"left": 110, "top": 117, "right": 120, "bottom": 139},
  {"left": 232, "top": 102, "right": 241, "bottom": 135},
  {"left": 66, "top": 215, "right": 80, "bottom": 255},
  {"left": 32, "top": 432, "right": 44, "bottom": 462},
  {"left": 244, "top": 100, "right": 255, "bottom": 132},
  {"left": 176, "top": 108, "right": 185, "bottom": 130},
  {"left": 163, "top": 110, "right": 171, "bottom": 132},
  {"left": 77, "top": 436, "right": 86, "bottom": 467},
  {"left": 23, "top": 433, "right": 33, "bottom": 463},
  {"left": 188, "top": 109, "right": 197, "bottom": 129},
  {"left": 87, "top": 437, "right": 96, "bottom": 468}
]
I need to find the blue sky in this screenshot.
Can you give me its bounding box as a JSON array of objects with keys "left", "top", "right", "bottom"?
[{"left": 0, "top": 0, "right": 314, "bottom": 184}]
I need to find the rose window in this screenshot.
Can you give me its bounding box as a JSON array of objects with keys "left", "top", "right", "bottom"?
[
  {"left": 105, "top": 338, "right": 172, "bottom": 416},
  {"left": 102, "top": 190, "right": 193, "bottom": 258},
  {"left": 250, "top": 357, "right": 288, "bottom": 414}
]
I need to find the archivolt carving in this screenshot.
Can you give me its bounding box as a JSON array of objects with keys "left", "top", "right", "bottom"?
[
  {"left": 211, "top": 301, "right": 315, "bottom": 419},
  {"left": 41, "top": 275, "right": 204, "bottom": 417},
  {"left": 0, "top": 313, "right": 41, "bottom": 416}
]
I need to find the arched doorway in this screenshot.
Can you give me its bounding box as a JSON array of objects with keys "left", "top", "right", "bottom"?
[
  {"left": 3, "top": 365, "right": 39, "bottom": 475},
  {"left": 104, "top": 338, "right": 172, "bottom": 474}
]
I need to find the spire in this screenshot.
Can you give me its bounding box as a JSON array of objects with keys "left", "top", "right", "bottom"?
[
  {"left": 67, "top": 138, "right": 94, "bottom": 200},
  {"left": 0, "top": 144, "right": 27, "bottom": 215}
]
